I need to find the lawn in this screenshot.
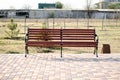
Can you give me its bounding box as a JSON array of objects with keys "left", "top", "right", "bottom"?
[{"left": 0, "top": 18, "right": 120, "bottom": 54}]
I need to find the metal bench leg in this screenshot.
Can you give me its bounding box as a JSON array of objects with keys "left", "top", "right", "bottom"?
[
  {"left": 94, "top": 48, "right": 96, "bottom": 55},
  {"left": 96, "top": 47, "right": 98, "bottom": 57},
  {"left": 25, "top": 46, "right": 28, "bottom": 57},
  {"left": 61, "top": 46, "right": 62, "bottom": 58}
]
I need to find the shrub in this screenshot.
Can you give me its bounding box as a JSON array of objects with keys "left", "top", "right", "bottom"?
[
  {"left": 55, "top": 1, "right": 63, "bottom": 9},
  {"left": 42, "top": 22, "right": 47, "bottom": 29},
  {"left": 40, "top": 22, "right": 51, "bottom": 41},
  {"left": 48, "top": 12, "right": 55, "bottom": 18},
  {"left": 36, "top": 22, "right": 52, "bottom": 53},
  {"left": 5, "top": 19, "right": 20, "bottom": 39}
]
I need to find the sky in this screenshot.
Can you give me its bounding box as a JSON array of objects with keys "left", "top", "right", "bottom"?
[{"left": 0, "top": 0, "right": 100, "bottom": 9}]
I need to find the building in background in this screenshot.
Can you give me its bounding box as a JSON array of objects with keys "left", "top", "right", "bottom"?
[
  {"left": 38, "top": 3, "right": 56, "bottom": 9},
  {"left": 95, "top": 0, "right": 120, "bottom": 9},
  {"left": 0, "top": 9, "right": 119, "bottom": 19},
  {"left": 104, "top": 0, "right": 120, "bottom": 2}
]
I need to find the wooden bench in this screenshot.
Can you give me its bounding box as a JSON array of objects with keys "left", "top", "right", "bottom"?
[{"left": 25, "top": 28, "right": 99, "bottom": 57}]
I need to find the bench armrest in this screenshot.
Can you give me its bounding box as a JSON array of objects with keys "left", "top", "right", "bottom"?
[
  {"left": 25, "top": 33, "right": 28, "bottom": 43},
  {"left": 95, "top": 34, "right": 99, "bottom": 43}
]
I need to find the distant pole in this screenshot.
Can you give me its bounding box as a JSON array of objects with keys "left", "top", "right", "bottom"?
[
  {"left": 24, "top": 15, "right": 27, "bottom": 34},
  {"left": 116, "top": 10, "right": 119, "bottom": 27},
  {"left": 87, "top": 0, "right": 89, "bottom": 29},
  {"left": 64, "top": 11, "right": 66, "bottom": 29},
  {"left": 47, "top": 17, "right": 49, "bottom": 28},
  {"left": 77, "top": 11, "right": 79, "bottom": 28},
  {"left": 53, "top": 15, "right": 55, "bottom": 29},
  {"left": 102, "top": 14, "right": 104, "bottom": 30},
  {"left": 102, "top": 12, "right": 106, "bottom": 30},
  {"left": 64, "top": 18, "right": 65, "bottom": 29}
]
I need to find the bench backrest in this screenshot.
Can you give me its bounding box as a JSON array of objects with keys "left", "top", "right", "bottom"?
[
  {"left": 27, "top": 28, "right": 96, "bottom": 42},
  {"left": 62, "top": 29, "right": 95, "bottom": 41},
  {"left": 27, "top": 29, "right": 61, "bottom": 41}
]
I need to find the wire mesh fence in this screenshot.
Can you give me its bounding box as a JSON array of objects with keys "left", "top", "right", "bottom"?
[{"left": 0, "top": 15, "right": 120, "bottom": 54}]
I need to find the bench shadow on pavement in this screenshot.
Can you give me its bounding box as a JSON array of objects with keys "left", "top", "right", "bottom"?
[
  {"left": 51, "top": 58, "right": 120, "bottom": 62},
  {"left": 38, "top": 56, "right": 120, "bottom": 62}
]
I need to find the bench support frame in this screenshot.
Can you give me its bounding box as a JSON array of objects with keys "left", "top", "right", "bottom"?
[{"left": 25, "top": 28, "right": 99, "bottom": 58}]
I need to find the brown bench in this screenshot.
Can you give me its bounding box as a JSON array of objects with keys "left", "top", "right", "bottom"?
[{"left": 25, "top": 28, "right": 99, "bottom": 57}]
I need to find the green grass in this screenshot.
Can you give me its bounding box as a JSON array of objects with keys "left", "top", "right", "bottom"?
[
  {"left": 6, "top": 51, "right": 20, "bottom": 54},
  {"left": 0, "top": 19, "right": 120, "bottom": 54}
]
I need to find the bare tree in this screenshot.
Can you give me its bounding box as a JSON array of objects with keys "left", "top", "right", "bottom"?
[
  {"left": 102, "top": 12, "right": 106, "bottom": 30},
  {"left": 22, "top": 4, "right": 31, "bottom": 33},
  {"left": 9, "top": 6, "right": 15, "bottom": 9},
  {"left": 108, "top": 3, "right": 120, "bottom": 27},
  {"left": 22, "top": 4, "right": 31, "bottom": 10},
  {"left": 85, "top": 0, "right": 92, "bottom": 29},
  {"left": 63, "top": 4, "right": 72, "bottom": 9}
]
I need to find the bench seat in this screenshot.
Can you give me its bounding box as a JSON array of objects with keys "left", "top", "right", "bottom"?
[{"left": 25, "top": 28, "right": 99, "bottom": 57}]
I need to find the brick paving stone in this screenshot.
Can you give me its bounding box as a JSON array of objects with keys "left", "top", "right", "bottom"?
[{"left": 0, "top": 54, "right": 120, "bottom": 80}]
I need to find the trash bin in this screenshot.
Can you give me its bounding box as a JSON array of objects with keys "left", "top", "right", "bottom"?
[{"left": 101, "top": 44, "right": 111, "bottom": 54}]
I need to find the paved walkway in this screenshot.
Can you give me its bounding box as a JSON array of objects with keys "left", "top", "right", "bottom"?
[{"left": 0, "top": 53, "right": 120, "bottom": 80}]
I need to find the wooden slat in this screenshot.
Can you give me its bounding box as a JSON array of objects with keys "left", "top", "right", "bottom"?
[
  {"left": 26, "top": 41, "right": 97, "bottom": 47},
  {"left": 28, "top": 29, "right": 60, "bottom": 33},
  {"left": 26, "top": 28, "right": 97, "bottom": 47},
  {"left": 61, "top": 42, "right": 97, "bottom": 47},
  {"left": 26, "top": 41, "right": 61, "bottom": 47},
  {"left": 28, "top": 38, "right": 61, "bottom": 40}
]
